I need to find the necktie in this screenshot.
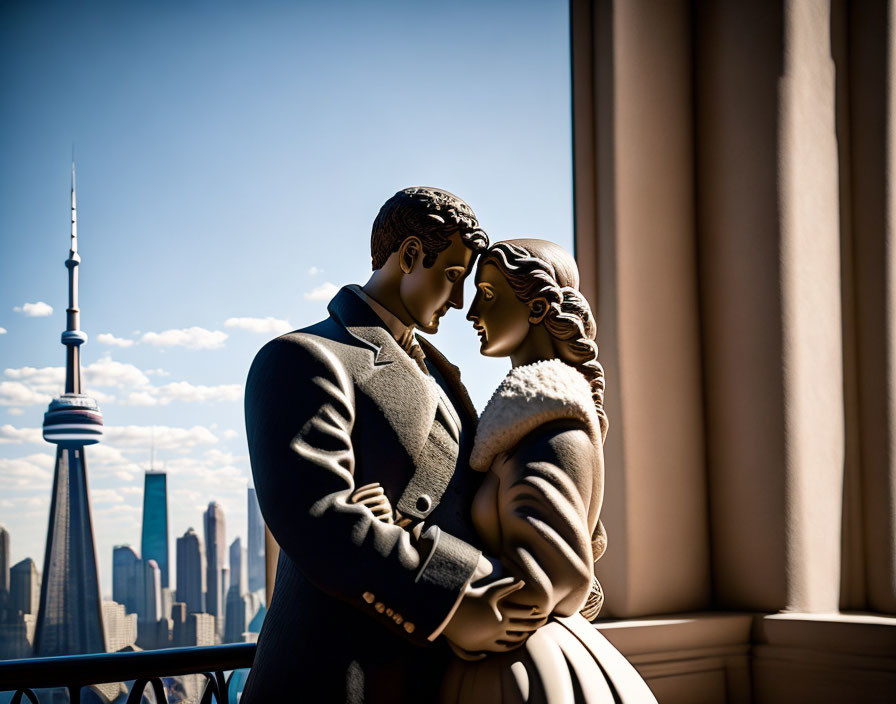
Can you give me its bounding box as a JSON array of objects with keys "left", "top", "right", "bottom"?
[{"left": 399, "top": 330, "right": 429, "bottom": 375}]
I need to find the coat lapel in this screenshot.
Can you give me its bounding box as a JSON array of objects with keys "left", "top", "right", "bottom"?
[
  {"left": 417, "top": 336, "right": 479, "bottom": 429},
  {"left": 328, "top": 287, "right": 440, "bottom": 462}
]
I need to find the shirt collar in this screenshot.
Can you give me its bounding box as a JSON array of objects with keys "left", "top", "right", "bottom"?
[{"left": 347, "top": 284, "right": 415, "bottom": 346}]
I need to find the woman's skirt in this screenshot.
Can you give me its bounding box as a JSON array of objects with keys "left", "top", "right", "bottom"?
[{"left": 439, "top": 614, "right": 657, "bottom": 704}]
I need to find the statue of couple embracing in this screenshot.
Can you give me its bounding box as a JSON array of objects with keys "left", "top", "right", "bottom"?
[{"left": 240, "top": 187, "right": 656, "bottom": 703}]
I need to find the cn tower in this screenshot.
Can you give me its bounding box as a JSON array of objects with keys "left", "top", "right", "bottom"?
[{"left": 33, "top": 163, "right": 107, "bottom": 655}]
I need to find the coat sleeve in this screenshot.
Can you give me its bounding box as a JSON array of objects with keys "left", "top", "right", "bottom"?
[
  {"left": 245, "top": 335, "right": 480, "bottom": 643},
  {"left": 491, "top": 420, "right": 602, "bottom": 617}
]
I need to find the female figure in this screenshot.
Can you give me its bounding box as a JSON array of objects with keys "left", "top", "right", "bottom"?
[
  {"left": 438, "top": 239, "right": 655, "bottom": 703},
  {"left": 352, "top": 239, "right": 656, "bottom": 702}
]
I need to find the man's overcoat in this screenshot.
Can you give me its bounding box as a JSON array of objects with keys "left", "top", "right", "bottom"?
[{"left": 240, "top": 287, "right": 484, "bottom": 703}]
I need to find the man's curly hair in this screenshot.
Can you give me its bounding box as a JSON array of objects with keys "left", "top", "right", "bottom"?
[{"left": 370, "top": 187, "right": 489, "bottom": 270}]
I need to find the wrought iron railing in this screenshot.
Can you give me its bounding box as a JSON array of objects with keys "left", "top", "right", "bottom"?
[{"left": 0, "top": 643, "right": 256, "bottom": 704}]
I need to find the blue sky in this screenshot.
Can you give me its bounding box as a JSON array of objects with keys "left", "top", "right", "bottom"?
[{"left": 0, "top": 0, "right": 573, "bottom": 598}]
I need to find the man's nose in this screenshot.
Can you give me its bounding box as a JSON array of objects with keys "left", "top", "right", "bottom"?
[{"left": 448, "top": 281, "right": 464, "bottom": 310}]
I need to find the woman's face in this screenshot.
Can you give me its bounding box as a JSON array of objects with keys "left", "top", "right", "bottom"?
[{"left": 467, "top": 262, "right": 531, "bottom": 357}]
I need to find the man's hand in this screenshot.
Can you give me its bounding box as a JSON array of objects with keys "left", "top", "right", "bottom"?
[
  {"left": 441, "top": 555, "right": 547, "bottom": 659},
  {"left": 348, "top": 482, "right": 394, "bottom": 524}
]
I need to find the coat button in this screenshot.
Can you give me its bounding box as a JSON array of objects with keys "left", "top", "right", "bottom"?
[
  {"left": 393, "top": 614, "right": 403, "bottom": 625},
  {"left": 362, "top": 592, "right": 375, "bottom": 604},
  {"left": 416, "top": 494, "right": 432, "bottom": 513},
  {"left": 403, "top": 621, "right": 415, "bottom": 634},
  {"left": 375, "top": 602, "right": 385, "bottom": 613}
]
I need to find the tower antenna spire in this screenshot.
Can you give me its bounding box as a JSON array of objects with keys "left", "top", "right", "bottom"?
[{"left": 70, "top": 159, "right": 77, "bottom": 255}]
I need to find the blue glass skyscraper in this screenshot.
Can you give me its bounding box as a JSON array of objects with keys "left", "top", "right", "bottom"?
[{"left": 140, "top": 471, "right": 169, "bottom": 590}]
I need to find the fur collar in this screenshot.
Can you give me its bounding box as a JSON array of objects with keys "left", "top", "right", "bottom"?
[{"left": 470, "top": 359, "right": 599, "bottom": 471}]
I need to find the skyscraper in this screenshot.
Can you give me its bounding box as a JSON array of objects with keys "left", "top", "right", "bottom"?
[
  {"left": 112, "top": 545, "right": 140, "bottom": 615},
  {"left": 203, "top": 502, "right": 226, "bottom": 635},
  {"left": 136, "top": 560, "right": 161, "bottom": 627},
  {"left": 186, "top": 612, "right": 216, "bottom": 647},
  {"left": 170, "top": 602, "right": 187, "bottom": 646},
  {"left": 176, "top": 528, "right": 205, "bottom": 614},
  {"left": 224, "top": 587, "right": 261, "bottom": 644},
  {"left": 229, "top": 537, "right": 247, "bottom": 593},
  {"left": 0, "top": 525, "right": 9, "bottom": 608},
  {"left": 102, "top": 600, "right": 137, "bottom": 652},
  {"left": 140, "top": 470, "right": 170, "bottom": 590},
  {"left": 10, "top": 558, "right": 40, "bottom": 615},
  {"left": 247, "top": 488, "right": 265, "bottom": 594},
  {"left": 135, "top": 558, "right": 162, "bottom": 650},
  {"left": 34, "top": 164, "right": 107, "bottom": 656}
]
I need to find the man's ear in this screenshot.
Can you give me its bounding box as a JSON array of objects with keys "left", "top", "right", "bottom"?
[
  {"left": 528, "top": 297, "right": 549, "bottom": 324},
  {"left": 398, "top": 237, "right": 422, "bottom": 274}
]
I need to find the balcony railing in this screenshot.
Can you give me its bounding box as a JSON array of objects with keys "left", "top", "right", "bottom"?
[{"left": 0, "top": 643, "right": 256, "bottom": 704}]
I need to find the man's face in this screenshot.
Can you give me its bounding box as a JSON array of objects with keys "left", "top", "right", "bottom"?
[{"left": 399, "top": 233, "right": 476, "bottom": 333}]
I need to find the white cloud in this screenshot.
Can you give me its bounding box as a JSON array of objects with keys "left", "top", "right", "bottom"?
[
  {"left": 0, "top": 327, "right": 6, "bottom": 334},
  {"left": 0, "top": 425, "right": 42, "bottom": 444},
  {"left": 304, "top": 282, "right": 339, "bottom": 301},
  {"left": 0, "top": 380, "right": 51, "bottom": 406},
  {"left": 145, "top": 368, "right": 170, "bottom": 377},
  {"left": 8, "top": 408, "right": 23, "bottom": 416},
  {"left": 123, "top": 391, "right": 156, "bottom": 406},
  {"left": 93, "top": 504, "right": 141, "bottom": 523},
  {"left": 308, "top": 266, "right": 322, "bottom": 275},
  {"left": 13, "top": 302, "right": 53, "bottom": 317},
  {"left": 97, "top": 333, "right": 134, "bottom": 348},
  {"left": 3, "top": 360, "right": 239, "bottom": 408},
  {"left": 89, "top": 444, "right": 137, "bottom": 469},
  {"left": 123, "top": 382, "right": 242, "bottom": 406},
  {"left": 0, "top": 454, "right": 54, "bottom": 490},
  {"left": 104, "top": 424, "right": 219, "bottom": 450},
  {"left": 4, "top": 366, "right": 64, "bottom": 394},
  {"left": 158, "top": 382, "right": 242, "bottom": 404},
  {"left": 91, "top": 390, "right": 117, "bottom": 405},
  {"left": 140, "top": 327, "right": 228, "bottom": 350},
  {"left": 84, "top": 357, "right": 150, "bottom": 388},
  {"left": 221, "top": 429, "right": 239, "bottom": 440},
  {"left": 225, "top": 317, "right": 292, "bottom": 335},
  {"left": 164, "top": 450, "right": 247, "bottom": 484},
  {"left": 91, "top": 488, "right": 125, "bottom": 505}
]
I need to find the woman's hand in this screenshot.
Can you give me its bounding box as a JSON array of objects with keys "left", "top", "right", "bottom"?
[{"left": 442, "top": 555, "right": 548, "bottom": 658}]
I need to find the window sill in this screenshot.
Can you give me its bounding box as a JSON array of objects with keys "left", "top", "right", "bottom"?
[{"left": 594, "top": 611, "right": 896, "bottom": 704}]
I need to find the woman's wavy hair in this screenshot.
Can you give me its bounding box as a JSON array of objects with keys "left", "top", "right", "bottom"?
[
  {"left": 479, "top": 239, "right": 609, "bottom": 620},
  {"left": 480, "top": 240, "right": 608, "bottom": 439}
]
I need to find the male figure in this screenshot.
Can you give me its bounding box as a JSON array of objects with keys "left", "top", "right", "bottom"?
[{"left": 241, "top": 188, "right": 531, "bottom": 702}]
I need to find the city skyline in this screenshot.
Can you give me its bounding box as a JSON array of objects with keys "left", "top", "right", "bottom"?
[{"left": 2, "top": 476, "right": 266, "bottom": 655}]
